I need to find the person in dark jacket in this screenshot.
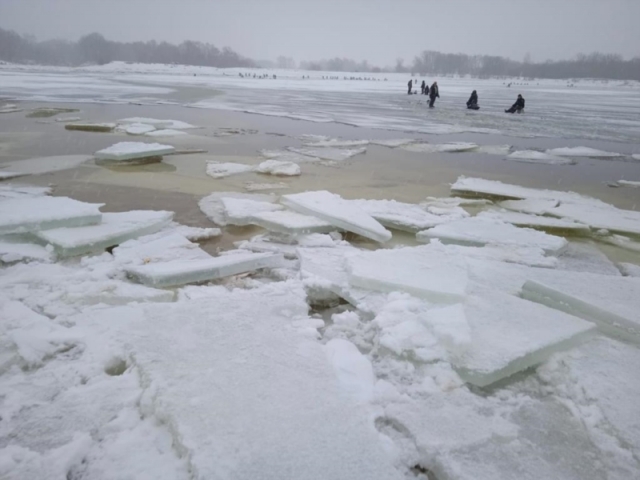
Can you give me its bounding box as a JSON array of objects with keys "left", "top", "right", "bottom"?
[
  {"left": 407, "top": 79, "right": 413, "bottom": 95},
  {"left": 466, "top": 90, "right": 479, "bottom": 110},
  {"left": 424, "top": 82, "right": 429, "bottom": 96},
  {"left": 428, "top": 82, "right": 439, "bottom": 107},
  {"left": 505, "top": 94, "right": 525, "bottom": 113},
  {"left": 420, "top": 80, "right": 426, "bottom": 95}
]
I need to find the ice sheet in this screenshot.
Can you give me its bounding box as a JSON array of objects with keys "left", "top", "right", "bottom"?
[
  {"left": 288, "top": 146, "right": 367, "bottom": 162},
  {"left": 116, "top": 282, "right": 402, "bottom": 479},
  {"left": 303, "top": 138, "right": 369, "bottom": 148},
  {"left": 255, "top": 159, "right": 301, "bottom": 176},
  {"left": 368, "top": 139, "right": 416, "bottom": 148},
  {"left": 417, "top": 217, "right": 568, "bottom": 253},
  {"left": 244, "top": 181, "right": 289, "bottom": 191},
  {"left": 36, "top": 211, "right": 174, "bottom": 257},
  {"left": 113, "top": 232, "right": 211, "bottom": 266},
  {"left": 4, "top": 155, "right": 93, "bottom": 175},
  {"left": 281, "top": 191, "right": 391, "bottom": 242},
  {"left": 453, "top": 290, "right": 595, "bottom": 387},
  {"left": 206, "top": 161, "right": 253, "bottom": 178},
  {"left": 545, "top": 202, "right": 640, "bottom": 236},
  {"left": 63, "top": 279, "right": 175, "bottom": 305},
  {"left": 506, "top": 150, "right": 573, "bottom": 165},
  {"left": 0, "top": 184, "right": 50, "bottom": 201},
  {"left": 617, "top": 180, "right": 640, "bottom": 188},
  {"left": 119, "top": 123, "right": 156, "bottom": 135},
  {"left": 221, "top": 197, "right": 283, "bottom": 226},
  {"left": 250, "top": 210, "right": 334, "bottom": 234},
  {"left": 555, "top": 242, "right": 621, "bottom": 276},
  {"left": 546, "top": 146, "right": 622, "bottom": 158},
  {"left": 347, "top": 245, "right": 468, "bottom": 303},
  {"left": 260, "top": 149, "right": 318, "bottom": 164},
  {"left": 145, "top": 129, "right": 188, "bottom": 137},
  {"left": 95, "top": 142, "right": 175, "bottom": 161},
  {"left": 0, "top": 239, "right": 53, "bottom": 264},
  {"left": 117, "top": 117, "right": 197, "bottom": 129},
  {"left": 0, "top": 196, "right": 103, "bottom": 235},
  {"left": 477, "top": 210, "right": 590, "bottom": 233},
  {"left": 498, "top": 198, "right": 559, "bottom": 215},
  {"left": 126, "top": 252, "right": 284, "bottom": 287},
  {"left": 198, "top": 192, "right": 277, "bottom": 226},
  {"left": 0, "top": 171, "right": 27, "bottom": 180},
  {"left": 402, "top": 142, "right": 478, "bottom": 153},
  {"left": 597, "top": 234, "right": 640, "bottom": 253}
]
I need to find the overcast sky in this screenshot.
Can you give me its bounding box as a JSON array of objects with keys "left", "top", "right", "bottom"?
[{"left": 1, "top": 0, "right": 639, "bottom": 65}]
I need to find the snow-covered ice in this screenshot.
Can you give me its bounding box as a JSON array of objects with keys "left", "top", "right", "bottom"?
[
  {"left": 119, "top": 122, "right": 156, "bottom": 135},
  {"left": 472, "top": 144, "right": 512, "bottom": 156},
  {"left": 303, "top": 138, "right": 369, "bottom": 148},
  {"left": 498, "top": 198, "right": 559, "bottom": 215},
  {"left": 347, "top": 245, "right": 469, "bottom": 303},
  {"left": 617, "top": 180, "right": 640, "bottom": 188},
  {"left": 36, "top": 210, "right": 174, "bottom": 257},
  {"left": 0, "top": 171, "right": 26, "bottom": 181},
  {"left": 546, "top": 202, "right": 640, "bottom": 236},
  {"left": 417, "top": 217, "right": 568, "bottom": 253},
  {"left": 477, "top": 210, "right": 590, "bottom": 233},
  {"left": 288, "top": 146, "right": 367, "bottom": 162},
  {"left": 254, "top": 159, "right": 301, "bottom": 176},
  {"left": 0, "top": 196, "right": 103, "bottom": 235},
  {"left": 126, "top": 252, "right": 284, "bottom": 287},
  {"left": 63, "top": 279, "right": 175, "bottom": 305},
  {"left": 95, "top": 142, "right": 175, "bottom": 162},
  {"left": 546, "top": 146, "right": 622, "bottom": 158},
  {"left": 198, "top": 192, "right": 278, "bottom": 226},
  {"left": 250, "top": 210, "right": 334, "bottom": 234},
  {"left": 0, "top": 239, "right": 53, "bottom": 264},
  {"left": 619, "top": 262, "right": 640, "bottom": 277},
  {"left": 221, "top": 196, "right": 283, "bottom": 226},
  {"left": 369, "top": 138, "right": 416, "bottom": 148},
  {"left": 402, "top": 142, "right": 478, "bottom": 153},
  {"left": 556, "top": 241, "right": 620, "bottom": 276},
  {"left": 0, "top": 184, "right": 50, "bottom": 201},
  {"left": 506, "top": 150, "right": 573, "bottom": 165},
  {"left": 281, "top": 191, "right": 392, "bottom": 242},
  {"left": 244, "top": 181, "right": 289, "bottom": 191},
  {"left": 205, "top": 161, "right": 253, "bottom": 178}
]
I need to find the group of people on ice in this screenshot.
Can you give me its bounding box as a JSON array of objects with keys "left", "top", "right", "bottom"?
[{"left": 407, "top": 79, "right": 525, "bottom": 113}]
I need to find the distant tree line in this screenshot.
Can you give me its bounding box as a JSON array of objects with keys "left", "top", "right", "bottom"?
[{"left": 0, "top": 27, "right": 255, "bottom": 68}]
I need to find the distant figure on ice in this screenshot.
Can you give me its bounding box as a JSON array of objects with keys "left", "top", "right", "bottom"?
[
  {"left": 429, "top": 82, "right": 439, "bottom": 108},
  {"left": 407, "top": 79, "right": 413, "bottom": 95},
  {"left": 420, "top": 80, "right": 426, "bottom": 95},
  {"left": 466, "top": 90, "right": 479, "bottom": 110},
  {"left": 505, "top": 94, "right": 525, "bottom": 113}
]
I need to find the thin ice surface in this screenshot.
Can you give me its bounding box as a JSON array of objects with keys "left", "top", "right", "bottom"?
[
  {"left": 288, "top": 146, "right": 367, "bottom": 162},
  {"left": 347, "top": 245, "right": 468, "bottom": 303},
  {"left": 0, "top": 184, "right": 50, "bottom": 201},
  {"left": 221, "top": 197, "right": 283, "bottom": 226},
  {"left": 281, "top": 190, "right": 391, "bottom": 242},
  {"left": 402, "top": 142, "right": 479, "bottom": 153},
  {"left": 116, "top": 282, "right": 402, "bottom": 479},
  {"left": 95, "top": 142, "right": 175, "bottom": 161},
  {"left": 546, "top": 146, "right": 622, "bottom": 158},
  {"left": 499, "top": 198, "right": 559, "bottom": 215},
  {"left": 126, "top": 252, "right": 284, "bottom": 287},
  {"left": 417, "top": 217, "right": 568, "bottom": 253},
  {"left": 506, "top": 150, "right": 573, "bottom": 165},
  {"left": 545, "top": 202, "right": 640, "bottom": 236},
  {"left": 206, "top": 161, "right": 253, "bottom": 178},
  {"left": 453, "top": 290, "right": 595, "bottom": 387},
  {"left": 36, "top": 211, "right": 174, "bottom": 257},
  {"left": 198, "top": 192, "right": 277, "bottom": 226},
  {"left": 145, "top": 129, "right": 188, "bottom": 137},
  {"left": 117, "top": 117, "right": 197, "bottom": 129},
  {"left": 0, "top": 196, "right": 103, "bottom": 235},
  {"left": 250, "top": 210, "right": 334, "bottom": 235},
  {"left": 477, "top": 210, "right": 590, "bottom": 232},
  {"left": 4, "top": 155, "right": 93, "bottom": 175}
]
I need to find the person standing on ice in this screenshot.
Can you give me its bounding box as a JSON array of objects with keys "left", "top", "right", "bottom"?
[
  {"left": 429, "top": 81, "right": 439, "bottom": 108},
  {"left": 407, "top": 79, "right": 413, "bottom": 95},
  {"left": 466, "top": 90, "right": 479, "bottom": 110},
  {"left": 420, "top": 80, "right": 426, "bottom": 95},
  {"left": 505, "top": 94, "right": 525, "bottom": 113}
]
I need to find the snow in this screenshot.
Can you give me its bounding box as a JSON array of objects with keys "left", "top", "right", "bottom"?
[
  {"left": 126, "top": 252, "right": 284, "bottom": 287},
  {"left": 288, "top": 146, "right": 367, "bottom": 162},
  {"left": 35, "top": 211, "right": 174, "bottom": 257},
  {"left": 109, "top": 282, "right": 402, "bottom": 479},
  {"left": 95, "top": 142, "right": 175, "bottom": 161},
  {"left": 498, "top": 198, "right": 559, "bottom": 215},
  {"left": 250, "top": 210, "right": 334, "bottom": 234},
  {"left": 0, "top": 239, "right": 53, "bottom": 264},
  {"left": 506, "top": 150, "right": 573, "bottom": 165},
  {"left": 619, "top": 262, "right": 640, "bottom": 277},
  {"left": 0, "top": 196, "right": 103, "bottom": 235},
  {"left": 113, "top": 232, "right": 212, "bottom": 266},
  {"left": 145, "top": 128, "right": 188, "bottom": 137},
  {"left": 477, "top": 210, "right": 590, "bottom": 232},
  {"left": 402, "top": 142, "right": 478, "bottom": 153},
  {"left": 205, "top": 161, "right": 252, "bottom": 178},
  {"left": 347, "top": 245, "right": 469, "bottom": 303},
  {"left": 198, "top": 192, "right": 277, "bottom": 226},
  {"left": 598, "top": 234, "right": 640, "bottom": 253},
  {"left": 417, "top": 217, "right": 568, "bottom": 253},
  {"left": 281, "top": 191, "right": 392, "bottom": 242},
  {"left": 63, "top": 280, "right": 175, "bottom": 305},
  {"left": 556, "top": 242, "right": 620, "bottom": 276},
  {"left": 3, "top": 155, "right": 92, "bottom": 175},
  {"left": 617, "top": 180, "right": 640, "bottom": 188},
  {"left": 65, "top": 122, "right": 116, "bottom": 132},
  {"left": 452, "top": 290, "right": 595, "bottom": 387},
  {"left": 325, "top": 338, "right": 375, "bottom": 403},
  {"left": 254, "top": 159, "right": 301, "bottom": 176},
  {"left": 522, "top": 275, "right": 640, "bottom": 342},
  {"left": 351, "top": 199, "right": 464, "bottom": 233},
  {"left": 546, "top": 146, "right": 622, "bottom": 158},
  {"left": 117, "top": 117, "right": 197, "bottom": 129},
  {"left": 221, "top": 197, "right": 283, "bottom": 226},
  {"left": 119, "top": 122, "right": 156, "bottom": 135}
]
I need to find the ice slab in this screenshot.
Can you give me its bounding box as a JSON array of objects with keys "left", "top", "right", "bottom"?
[
  {"left": 63, "top": 279, "right": 174, "bottom": 305},
  {"left": 260, "top": 149, "right": 316, "bottom": 164},
  {"left": 244, "top": 181, "right": 289, "bottom": 191},
  {"left": 114, "top": 232, "right": 211, "bottom": 266},
  {"left": 369, "top": 138, "right": 416, "bottom": 148},
  {"left": 451, "top": 176, "right": 606, "bottom": 207},
  {"left": 117, "top": 117, "right": 197, "bottom": 129},
  {"left": 351, "top": 199, "right": 463, "bottom": 233},
  {"left": 238, "top": 238, "right": 299, "bottom": 259},
  {"left": 119, "top": 122, "right": 156, "bottom": 135},
  {"left": 0, "top": 239, "right": 53, "bottom": 264},
  {"left": 65, "top": 122, "right": 116, "bottom": 132},
  {"left": 255, "top": 159, "right": 301, "bottom": 176},
  {"left": 325, "top": 338, "right": 374, "bottom": 403},
  {"left": 0, "top": 104, "right": 22, "bottom": 114},
  {"left": 522, "top": 275, "right": 640, "bottom": 342},
  {"left": 250, "top": 210, "right": 334, "bottom": 234},
  {"left": 597, "top": 233, "right": 640, "bottom": 253},
  {"left": 55, "top": 116, "right": 82, "bottom": 123},
  {"left": 169, "top": 224, "right": 221, "bottom": 241},
  {"left": 145, "top": 129, "right": 188, "bottom": 137},
  {"left": 126, "top": 252, "right": 284, "bottom": 287},
  {"left": 288, "top": 146, "right": 367, "bottom": 162},
  {"left": 402, "top": 142, "right": 478, "bottom": 153},
  {"left": 555, "top": 242, "right": 620, "bottom": 276},
  {"left": 281, "top": 191, "right": 391, "bottom": 242},
  {"left": 546, "top": 146, "right": 622, "bottom": 158},
  {"left": 0, "top": 196, "right": 103, "bottom": 235},
  {"left": 477, "top": 210, "right": 590, "bottom": 233},
  {"left": 221, "top": 197, "right": 283, "bottom": 226},
  {"left": 417, "top": 217, "right": 567, "bottom": 253},
  {"left": 0, "top": 171, "right": 27, "bottom": 180},
  {"left": 427, "top": 239, "right": 557, "bottom": 268},
  {"left": 198, "top": 192, "right": 278, "bottom": 226},
  {"left": 545, "top": 202, "right": 640, "bottom": 236},
  {"left": 453, "top": 291, "right": 595, "bottom": 387},
  {"left": 472, "top": 144, "right": 512, "bottom": 156},
  {"left": 619, "top": 262, "right": 640, "bottom": 277},
  {"left": 633, "top": 154, "right": 640, "bottom": 161},
  {"left": 0, "top": 184, "right": 50, "bottom": 201},
  {"left": 117, "top": 282, "right": 402, "bottom": 479},
  {"left": 4, "top": 155, "right": 93, "bottom": 175},
  {"left": 506, "top": 150, "right": 573, "bottom": 165},
  {"left": 206, "top": 161, "right": 252, "bottom": 178},
  {"left": 617, "top": 180, "right": 640, "bottom": 188},
  {"left": 303, "top": 138, "right": 369, "bottom": 147},
  {"left": 36, "top": 210, "right": 174, "bottom": 257},
  {"left": 499, "top": 198, "right": 559, "bottom": 215},
  {"left": 347, "top": 245, "right": 468, "bottom": 303},
  {"left": 95, "top": 142, "right": 175, "bottom": 161}
]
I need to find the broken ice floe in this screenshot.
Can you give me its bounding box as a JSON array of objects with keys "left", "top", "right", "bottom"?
[
  {"left": 303, "top": 138, "right": 369, "bottom": 148},
  {"left": 249, "top": 210, "right": 334, "bottom": 235},
  {"left": 3, "top": 155, "right": 92, "bottom": 175},
  {"left": 402, "top": 142, "right": 478, "bottom": 153},
  {"left": 477, "top": 210, "right": 590, "bottom": 234},
  {"left": 0, "top": 103, "right": 22, "bottom": 114},
  {"left": 205, "top": 161, "right": 253, "bottom": 178},
  {"left": 0, "top": 239, "right": 53, "bottom": 264},
  {"left": 0, "top": 184, "right": 50, "bottom": 201},
  {"left": 617, "top": 180, "right": 640, "bottom": 188},
  {"left": 546, "top": 146, "right": 621, "bottom": 158},
  {"left": 117, "top": 117, "right": 197, "bottom": 130},
  {"left": 198, "top": 192, "right": 278, "bottom": 226},
  {"left": 498, "top": 198, "right": 559, "bottom": 215},
  {"left": 254, "top": 160, "right": 301, "bottom": 176},
  {"left": 369, "top": 139, "right": 416, "bottom": 148},
  {"left": 65, "top": 122, "right": 116, "bottom": 132},
  {"left": 244, "top": 181, "right": 289, "bottom": 191},
  {"left": 118, "top": 123, "right": 156, "bottom": 135},
  {"left": 0, "top": 171, "right": 27, "bottom": 181},
  {"left": 95, "top": 142, "right": 175, "bottom": 165},
  {"left": 288, "top": 146, "right": 367, "bottom": 162},
  {"left": 506, "top": 150, "right": 573, "bottom": 165},
  {"left": 145, "top": 129, "right": 188, "bottom": 137}
]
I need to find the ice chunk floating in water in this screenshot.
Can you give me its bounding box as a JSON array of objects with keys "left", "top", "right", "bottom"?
[
  {"left": 250, "top": 210, "right": 334, "bottom": 235},
  {"left": 0, "top": 196, "right": 103, "bottom": 235},
  {"left": 281, "top": 191, "right": 391, "bottom": 242},
  {"left": 546, "top": 147, "right": 621, "bottom": 158},
  {"left": 288, "top": 146, "right": 367, "bottom": 162},
  {"left": 506, "top": 150, "right": 573, "bottom": 165},
  {"left": 95, "top": 142, "right": 175, "bottom": 163},
  {"left": 206, "top": 162, "right": 253, "bottom": 178},
  {"left": 254, "top": 160, "right": 301, "bottom": 176}
]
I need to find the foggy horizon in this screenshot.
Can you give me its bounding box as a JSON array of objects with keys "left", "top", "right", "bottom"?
[{"left": 1, "top": 0, "right": 639, "bottom": 66}]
